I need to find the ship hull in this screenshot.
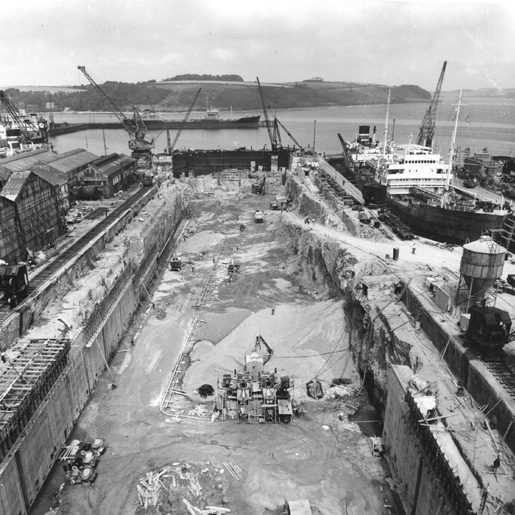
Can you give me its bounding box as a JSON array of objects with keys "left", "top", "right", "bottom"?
[
  {"left": 388, "top": 196, "right": 507, "bottom": 245},
  {"left": 143, "top": 115, "right": 260, "bottom": 130}
]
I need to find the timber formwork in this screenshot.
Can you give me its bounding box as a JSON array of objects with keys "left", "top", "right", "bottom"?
[{"left": 0, "top": 339, "right": 70, "bottom": 462}]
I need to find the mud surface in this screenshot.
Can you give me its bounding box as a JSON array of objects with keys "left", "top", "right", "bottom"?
[{"left": 30, "top": 180, "right": 397, "bottom": 515}]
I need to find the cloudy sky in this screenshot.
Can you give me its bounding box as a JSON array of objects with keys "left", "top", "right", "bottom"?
[{"left": 1, "top": 0, "right": 514, "bottom": 91}]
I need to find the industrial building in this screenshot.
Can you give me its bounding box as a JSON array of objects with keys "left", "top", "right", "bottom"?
[
  {"left": 0, "top": 169, "right": 67, "bottom": 263},
  {"left": 81, "top": 153, "right": 137, "bottom": 199}
]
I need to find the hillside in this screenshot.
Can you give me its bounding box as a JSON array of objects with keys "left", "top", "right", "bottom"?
[
  {"left": 149, "top": 80, "right": 431, "bottom": 111},
  {"left": 1, "top": 79, "right": 431, "bottom": 113}
]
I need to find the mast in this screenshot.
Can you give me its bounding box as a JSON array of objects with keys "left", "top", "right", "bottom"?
[
  {"left": 446, "top": 88, "right": 462, "bottom": 189},
  {"left": 383, "top": 89, "right": 390, "bottom": 156}
]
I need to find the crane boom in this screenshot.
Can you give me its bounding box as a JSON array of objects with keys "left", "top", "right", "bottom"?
[
  {"left": 417, "top": 61, "right": 447, "bottom": 148},
  {"left": 337, "top": 133, "right": 356, "bottom": 172},
  {"left": 256, "top": 77, "right": 279, "bottom": 150},
  {"left": 77, "top": 66, "right": 153, "bottom": 153},
  {"left": 167, "top": 88, "right": 201, "bottom": 153},
  {"left": 275, "top": 118, "right": 302, "bottom": 150},
  {"left": 0, "top": 91, "right": 48, "bottom": 144}
]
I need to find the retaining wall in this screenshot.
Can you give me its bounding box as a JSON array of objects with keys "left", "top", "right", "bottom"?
[{"left": 0, "top": 188, "right": 184, "bottom": 515}]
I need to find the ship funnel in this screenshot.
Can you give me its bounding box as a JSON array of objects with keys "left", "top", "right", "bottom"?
[{"left": 460, "top": 236, "right": 506, "bottom": 302}]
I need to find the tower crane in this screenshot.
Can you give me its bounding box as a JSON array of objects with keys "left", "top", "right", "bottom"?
[
  {"left": 0, "top": 91, "right": 49, "bottom": 145},
  {"left": 417, "top": 61, "right": 447, "bottom": 149},
  {"left": 77, "top": 66, "right": 154, "bottom": 162}
]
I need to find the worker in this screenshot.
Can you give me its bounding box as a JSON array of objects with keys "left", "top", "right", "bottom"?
[
  {"left": 191, "top": 264, "right": 195, "bottom": 273},
  {"left": 412, "top": 242, "right": 417, "bottom": 254},
  {"left": 493, "top": 453, "right": 501, "bottom": 472}
]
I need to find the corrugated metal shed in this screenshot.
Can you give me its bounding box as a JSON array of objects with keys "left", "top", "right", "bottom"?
[
  {"left": 49, "top": 149, "right": 98, "bottom": 174},
  {"left": 0, "top": 170, "right": 31, "bottom": 201},
  {"left": 32, "top": 165, "right": 67, "bottom": 187},
  {"left": 0, "top": 149, "right": 58, "bottom": 177},
  {"left": 89, "top": 153, "right": 135, "bottom": 177}
]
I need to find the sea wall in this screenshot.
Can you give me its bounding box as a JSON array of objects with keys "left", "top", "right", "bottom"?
[{"left": 0, "top": 187, "right": 185, "bottom": 515}]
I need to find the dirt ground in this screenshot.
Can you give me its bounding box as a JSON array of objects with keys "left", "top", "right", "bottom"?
[{"left": 31, "top": 177, "right": 410, "bottom": 515}]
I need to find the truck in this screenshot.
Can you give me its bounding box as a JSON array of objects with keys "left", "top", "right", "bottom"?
[{"left": 270, "top": 195, "right": 289, "bottom": 210}]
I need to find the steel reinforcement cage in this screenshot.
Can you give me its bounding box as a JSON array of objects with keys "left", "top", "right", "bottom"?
[{"left": 0, "top": 339, "right": 71, "bottom": 462}]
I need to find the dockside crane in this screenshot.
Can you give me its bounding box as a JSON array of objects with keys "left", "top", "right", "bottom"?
[
  {"left": 165, "top": 88, "right": 201, "bottom": 154},
  {"left": 77, "top": 66, "right": 154, "bottom": 163},
  {"left": 337, "top": 133, "right": 356, "bottom": 173},
  {"left": 0, "top": 91, "right": 49, "bottom": 145},
  {"left": 417, "top": 61, "right": 447, "bottom": 149},
  {"left": 256, "top": 77, "right": 283, "bottom": 151}
]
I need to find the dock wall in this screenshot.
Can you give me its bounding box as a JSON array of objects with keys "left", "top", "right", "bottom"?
[
  {"left": 0, "top": 188, "right": 185, "bottom": 515},
  {"left": 0, "top": 188, "right": 155, "bottom": 351},
  {"left": 401, "top": 285, "right": 515, "bottom": 452}
]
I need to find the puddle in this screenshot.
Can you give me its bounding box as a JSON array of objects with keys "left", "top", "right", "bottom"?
[{"left": 349, "top": 402, "right": 383, "bottom": 436}]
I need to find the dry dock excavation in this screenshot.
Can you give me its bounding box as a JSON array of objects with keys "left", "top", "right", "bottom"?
[{"left": 0, "top": 151, "right": 515, "bottom": 515}]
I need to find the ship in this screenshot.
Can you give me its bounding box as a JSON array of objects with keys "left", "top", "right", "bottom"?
[
  {"left": 381, "top": 147, "right": 509, "bottom": 244},
  {"left": 0, "top": 114, "right": 51, "bottom": 158},
  {"left": 142, "top": 108, "right": 260, "bottom": 130},
  {"left": 335, "top": 94, "right": 510, "bottom": 245}
]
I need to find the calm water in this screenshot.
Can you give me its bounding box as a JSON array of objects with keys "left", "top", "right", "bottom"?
[{"left": 50, "top": 93, "right": 515, "bottom": 159}]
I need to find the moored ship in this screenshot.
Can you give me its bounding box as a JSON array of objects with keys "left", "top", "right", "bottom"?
[
  {"left": 143, "top": 108, "right": 260, "bottom": 130},
  {"left": 335, "top": 91, "right": 510, "bottom": 245}
]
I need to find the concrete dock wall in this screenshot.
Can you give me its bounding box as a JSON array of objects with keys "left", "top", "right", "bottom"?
[
  {"left": 401, "top": 285, "right": 515, "bottom": 452},
  {"left": 0, "top": 188, "right": 155, "bottom": 351},
  {"left": 0, "top": 189, "right": 184, "bottom": 515}
]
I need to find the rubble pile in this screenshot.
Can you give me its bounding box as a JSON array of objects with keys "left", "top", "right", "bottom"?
[{"left": 136, "top": 462, "right": 238, "bottom": 515}]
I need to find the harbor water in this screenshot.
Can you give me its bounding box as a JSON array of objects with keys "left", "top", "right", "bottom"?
[{"left": 50, "top": 93, "right": 515, "bottom": 158}]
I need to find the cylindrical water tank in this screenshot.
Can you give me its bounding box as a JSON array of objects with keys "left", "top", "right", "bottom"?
[{"left": 460, "top": 236, "right": 506, "bottom": 299}]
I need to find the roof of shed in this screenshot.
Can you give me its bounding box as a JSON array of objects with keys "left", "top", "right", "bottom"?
[
  {"left": 0, "top": 170, "right": 32, "bottom": 201},
  {"left": 48, "top": 149, "right": 98, "bottom": 174}
]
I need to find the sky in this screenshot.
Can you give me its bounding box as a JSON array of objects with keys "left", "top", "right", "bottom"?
[{"left": 1, "top": 0, "right": 514, "bottom": 92}]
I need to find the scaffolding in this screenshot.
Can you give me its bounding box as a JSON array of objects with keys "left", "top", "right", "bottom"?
[{"left": 0, "top": 339, "right": 71, "bottom": 463}]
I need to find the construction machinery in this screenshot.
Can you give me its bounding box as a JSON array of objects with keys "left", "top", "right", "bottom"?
[
  {"left": 170, "top": 256, "right": 182, "bottom": 271},
  {"left": 251, "top": 175, "right": 266, "bottom": 195},
  {"left": 417, "top": 61, "right": 447, "bottom": 148},
  {"left": 254, "top": 210, "right": 264, "bottom": 223},
  {"left": 0, "top": 91, "right": 49, "bottom": 147},
  {"left": 77, "top": 66, "right": 154, "bottom": 167},
  {"left": 256, "top": 77, "right": 302, "bottom": 151},
  {"left": 216, "top": 334, "right": 293, "bottom": 423},
  {"left": 227, "top": 259, "right": 240, "bottom": 281},
  {"left": 164, "top": 88, "right": 201, "bottom": 155},
  {"left": 465, "top": 305, "right": 513, "bottom": 351},
  {"left": 0, "top": 264, "right": 29, "bottom": 308}
]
